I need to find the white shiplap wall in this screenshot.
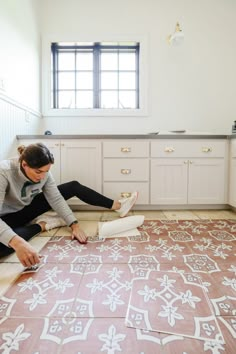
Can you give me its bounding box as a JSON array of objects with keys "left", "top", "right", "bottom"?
[{"left": 0, "top": 96, "right": 41, "bottom": 160}]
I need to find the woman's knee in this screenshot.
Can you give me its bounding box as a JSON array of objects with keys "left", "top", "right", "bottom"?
[{"left": 69, "top": 180, "right": 82, "bottom": 192}]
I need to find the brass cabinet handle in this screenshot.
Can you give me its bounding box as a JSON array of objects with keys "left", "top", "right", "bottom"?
[
  {"left": 120, "top": 192, "right": 132, "bottom": 198},
  {"left": 121, "top": 147, "right": 131, "bottom": 153},
  {"left": 164, "top": 147, "right": 175, "bottom": 152},
  {"left": 121, "top": 169, "right": 131, "bottom": 174},
  {"left": 202, "top": 147, "right": 212, "bottom": 152}
]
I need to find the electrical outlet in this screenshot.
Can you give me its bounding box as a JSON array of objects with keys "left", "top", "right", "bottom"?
[
  {"left": 0, "top": 78, "right": 6, "bottom": 91},
  {"left": 25, "top": 111, "right": 31, "bottom": 123}
]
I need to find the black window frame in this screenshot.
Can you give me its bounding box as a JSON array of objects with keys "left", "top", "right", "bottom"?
[{"left": 51, "top": 42, "right": 140, "bottom": 110}]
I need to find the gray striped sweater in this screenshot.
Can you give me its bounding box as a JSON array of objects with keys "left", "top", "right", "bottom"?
[{"left": 0, "top": 157, "right": 77, "bottom": 246}]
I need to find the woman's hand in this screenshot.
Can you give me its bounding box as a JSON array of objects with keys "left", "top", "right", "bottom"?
[
  {"left": 9, "top": 235, "right": 41, "bottom": 267},
  {"left": 70, "top": 223, "right": 88, "bottom": 244}
]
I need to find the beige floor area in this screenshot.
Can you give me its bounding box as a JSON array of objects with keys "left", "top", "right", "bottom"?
[{"left": 1, "top": 209, "right": 236, "bottom": 296}]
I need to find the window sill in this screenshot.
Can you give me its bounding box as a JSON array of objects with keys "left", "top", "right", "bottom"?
[{"left": 42, "top": 107, "right": 148, "bottom": 117}]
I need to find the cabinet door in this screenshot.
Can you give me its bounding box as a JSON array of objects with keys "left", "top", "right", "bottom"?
[
  {"left": 229, "top": 157, "right": 236, "bottom": 207},
  {"left": 229, "top": 140, "right": 236, "bottom": 207},
  {"left": 18, "top": 139, "right": 61, "bottom": 185},
  {"left": 60, "top": 140, "right": 102, "bottom": 204},
  {"left": 151, "top": 159, "right": 188, "bottom": 204},
  {"left": 188, "top": 158, "right": 226, "bottom": 204}
]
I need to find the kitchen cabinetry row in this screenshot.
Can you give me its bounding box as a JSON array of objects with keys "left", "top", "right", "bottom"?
[
  {"left": 19, "top": 138, "right": 230, "bottom": 207},
  {"left": 229, "top": 139, "right": 236, "bottom": 207}
]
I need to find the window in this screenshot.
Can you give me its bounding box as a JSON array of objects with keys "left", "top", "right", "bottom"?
[{"left": 51, "top": 42, "right": 140, "bottom": 110}]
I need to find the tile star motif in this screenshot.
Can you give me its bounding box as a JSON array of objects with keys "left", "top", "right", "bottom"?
[
  {"left": 193, "top": 238, "right": 232, "bottom": 260},
  {"left": 71, "top": 255, "right": 102, "bottom": 274},
  {"left": 95, "top": 238, "right": 137, "bottom": 262},
  {"left": 128, "top": 255, "right": 160, "bottom": 274},
  {"left": 145, "top": 239, "right": 185, "bottom": 261},
  {"left": 168, "top": 231, "right": 194, "bottom": 242},
  {"left": 183, "top": 254, "right": 220, "bottom": 273},
  {"left": 208, "top": 230, "right": 236, "bottom": 241},
  {"left": 176, "top": 221, "right": 208, "bottom": 234}
]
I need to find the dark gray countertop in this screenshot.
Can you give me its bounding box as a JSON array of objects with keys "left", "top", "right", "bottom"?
[{"left": 16, "top": 134, "right": 230, "bottom": 140}]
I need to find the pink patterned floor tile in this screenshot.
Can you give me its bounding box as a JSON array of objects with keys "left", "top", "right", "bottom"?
[
  {"left": 60, "top": 318, "right": 163, "bottom": 354},
  {"left": 217, "top": 316, "right": 236, "bottom": 353},
  {"left": 161, "top": 334, "right": 225, "bottom": 354},
  {"left": 91, "top": 236, "right": 150, "bottom": 264},
  {"left": 73, "top": 264, "right": 133, "bottom": 317},
  {"left": 187, "top": 237, "right": 236, "bottom": 264},
  {"left": 1, "top": 219, "right": 236, "bottom": 353},
  {"left": 0, "top": 317, "right": 60, "bottom": 353},
  {"left": 39, "top": 236, "right": 93, "bottom": 263},
  {"left": 126, "top": 270, "right": 224, "bottom": 343},
  {"left": 199, "top": 272, "right": 236, "bottom": 317},
  {"left": 1, "top": 263, "right": 83, "bottom": 318}
]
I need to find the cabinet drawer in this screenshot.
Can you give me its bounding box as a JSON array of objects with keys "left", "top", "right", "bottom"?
[
  {"left": 103, "top": 159, "right": 149, "bottom": 181},
  {"left": 103, "top": 182, "right": 149, "bottom": 204},
  {"left": 103, "top": 141, "right": 149, "bottom": 157},
  {"left": 151, "top": 140, "right": 226, "bottom": 158}
]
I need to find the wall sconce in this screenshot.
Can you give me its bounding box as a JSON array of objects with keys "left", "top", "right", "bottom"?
[{"left": 167, "top": 22, "right": 184, "bottom": 44}]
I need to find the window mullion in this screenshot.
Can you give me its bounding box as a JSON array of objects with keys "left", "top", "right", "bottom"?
[
  {"left": 136, "top": 44, "right": 140, "bottom": 109},
  {"left": 93, "top": 43, "right": 100, "bottom": 108},
  {"left": 74, "top": 50, "right": 77, "bottom": 108},
  {"left": 51, "top": 43, "right": 59, "bottom": 109}
]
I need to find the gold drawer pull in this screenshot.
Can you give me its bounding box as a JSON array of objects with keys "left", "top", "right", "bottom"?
[
  {"left": 121, "top": 147, "right": 131, "bottom": 153},
  {"left": 120, "top": 192, "right": 132, "bottom": 198},
  {"left": 121, "top": 169, "right": 131, "bottom": 174},
  {"left": 164, "top": 147, "right": 175, "bottom": 152},
  {"left": 202, "top": 147, "right": 212, "bottom": 153}
]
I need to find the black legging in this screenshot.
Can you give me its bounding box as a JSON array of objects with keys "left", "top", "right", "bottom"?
[{"left": 0, "top": 181, "right": 113, "bottom": 257}]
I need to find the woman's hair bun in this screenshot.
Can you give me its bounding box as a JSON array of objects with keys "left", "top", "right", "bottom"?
[{"left": 17, "top": 145, "right": 26, "bottom": 155}]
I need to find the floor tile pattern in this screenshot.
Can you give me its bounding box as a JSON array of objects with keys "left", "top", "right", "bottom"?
[{"left": 0, "top": 219, "right": 235, "bottom": 353}]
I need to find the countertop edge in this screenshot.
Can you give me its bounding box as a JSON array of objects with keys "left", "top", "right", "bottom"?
[{"left": 16, "top": 134, "right": 231, "bottom": 140}]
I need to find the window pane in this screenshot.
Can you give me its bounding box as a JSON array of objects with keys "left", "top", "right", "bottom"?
[
  {"left": 76, "top": 72, "right": 93, "bottom": 89},
  {"left": 58, "top": 91, "right": 75, "bottom": 108},
  {"left": 119, "top": 53, "right": 136, "bottom": 70},
  {"left": 58, "top": 53, "right": 75, "bottom": 70},
  {"left": 101, "top": 53, "right": 118, "bottom": 70},
  {"left": 76, "top": 53, "right": 93, "bottom": 70},
  {"left": 119, "top": 72, "right": 136, "bottom": 89},
  {"left": 101, "top": 91, "right": 118, "bottom": 108},
  {"left": 101, "top": 72, "right": 118, "bottom": 89},
  {"left": 76, "top": 91, "right": 93, "bottom": 108},
  {"left": 58, "top": 72, "right": 75, "bottom": 89},
  {"left": 119, "top": 91, "right": 136, "bottom": 108}
]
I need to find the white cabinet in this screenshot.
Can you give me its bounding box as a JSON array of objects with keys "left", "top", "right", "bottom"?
[
  {"left": 103, "top": 140, "right": 149, "bottom": 204},
  {"left": 18, "top": 137, "right": 229, "bottom": 208},
  {"left": 151, "top": 158, "right": 188, "bottom": 204},
  {"left": 60, "top": 140, "right": 102, "bottom": 204},
  {"left": 151, "top": 140, "right": 227, "bottom": 205},
  {"left": 229, "top": 139, "right": 236, "bottom": 207}
]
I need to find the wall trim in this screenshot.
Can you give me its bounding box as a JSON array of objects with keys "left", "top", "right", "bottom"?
[{"left": 0, "top": 91, "right": 41, "bottom": 118}]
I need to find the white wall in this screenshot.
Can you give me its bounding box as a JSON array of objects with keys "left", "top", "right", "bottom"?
[
  {"left": 0, "top": 0, "right": 41, "bottom": 159},
  {"left": 40, "top": 0, "right": 236, "bottom": 135},
  {"left": 0, "top": 0, "right": 41, "bottom": 111}
]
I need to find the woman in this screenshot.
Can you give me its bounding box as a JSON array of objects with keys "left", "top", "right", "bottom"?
[{"left": 0, "top": 143, "right": 138, "bottom": 267}]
